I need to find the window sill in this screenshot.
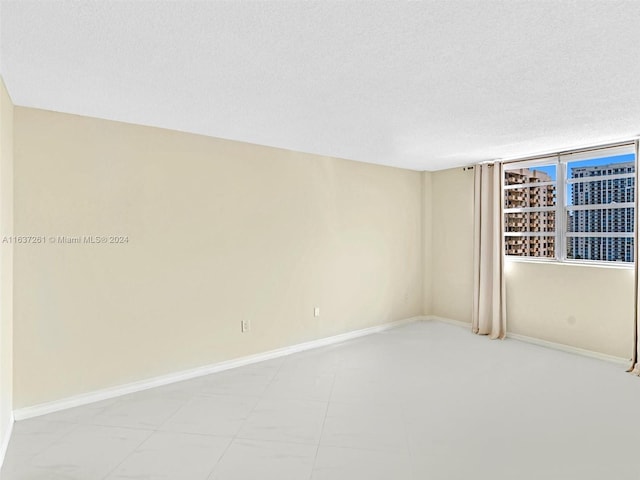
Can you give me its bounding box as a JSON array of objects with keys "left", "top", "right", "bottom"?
[{"left": 504, "top": 256, "right": 634, "bottom": 270}]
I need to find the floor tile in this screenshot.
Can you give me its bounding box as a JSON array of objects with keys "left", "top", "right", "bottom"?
[
  {"left": 329, "top": 371, "right": 403, "bottom": 404},
  {"left": 0, "top": 420, "right": 77, "bottom": 477},
  {"left": 237, "top": 397, "right": 328, "bottom": 445},
  {"left": 320, "top": 402, "right": 408, "bottom": 452},
  {"left": 18, "top": 424, "right": 152, "bottom": 479},
  {"left": 30, "top": 398, "right": 120, "bottom": 425},
  {"left": 105, "top": 431, "right": 231, "bottom": 480},
  {"left": 88, "top": 393, "right": 187, "bottom": 430},
  {"left": 263, "top": 373, "right": 335, "bottom": 402},
  {"left": 160, "top": 394, "right": 258, "bottom": 436},
  {"left": 136, "top": 377, "right": 208, "bottom": 401},
  {"left": 312, "top": 445, "right": 414, "bottom": 480},
  {"left": 199, "top": 368, "right": 276, "bottom": 397},
  {"left": 208, "top": 439, "right": 316, "bottom": 480},
  {"left": 277, "top": 351, "right": 340, "bottom": 377}
]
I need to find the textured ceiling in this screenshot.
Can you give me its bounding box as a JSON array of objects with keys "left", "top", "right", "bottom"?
[{"left": 1, "top": 1, "right": 640, "bottom": 171}]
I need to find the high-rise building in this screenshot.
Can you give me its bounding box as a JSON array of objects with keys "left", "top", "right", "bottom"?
[
  {"left": 568, "top": 161, "right": 634, "bottom": 262},
  {"left": 504, "top": 168, "right": 556, "bottom": 257}
]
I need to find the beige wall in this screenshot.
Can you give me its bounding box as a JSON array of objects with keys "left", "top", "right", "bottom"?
[
  {"left": 0, "top": 77, "right": 14, "bottom": 448},
  {"left": 13, "top": 107, "right": 423, "bottom": 409},
  {"left": 429, "top": 166, "right": 635, "bottom": 359},
  {"left": 506, "top": 261, "right": 634, "bottom": 359},
  {"left": 9, "top": 106, "right": 634, "bottom": 411},
  {"left": 430, "top": 167, "right": 475, "bottom": 322}
]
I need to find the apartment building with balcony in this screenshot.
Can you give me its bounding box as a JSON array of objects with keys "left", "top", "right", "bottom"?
[{"left": 504, "top": 168, "right": 556, "bottom": 257}]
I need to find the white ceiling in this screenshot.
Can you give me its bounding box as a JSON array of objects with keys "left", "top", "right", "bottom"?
[{"left": 1, "top": 1, "right": 640, "bottom": 171}]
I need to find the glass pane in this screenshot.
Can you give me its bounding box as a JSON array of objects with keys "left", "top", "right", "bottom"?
[
  {"left": 505, "top": 212, "right": 555, "bottom": 233},
  {"left": 505, "top": 165, "right": 556, "bottom": 186},
  {"left": 567, "top": 207, "right": 634, "bottom": 234},
  {"left": 567, "top": 153, "right": 635, "bottom": 208},
  {"left": 565, "top": 149, "right": 635, "bottom": 263},
  {"left": 504, "top": 165, "right": 557, "bottom": 210},
  {"left": 566, "top": 153, "right": 635, "bottom": 181},
  {"left": 504, "top": 185, "right": 556, "bottom": 209},
  {"left": 505, "top": 235, "right": 555, "bottom": 258},
  {"left": 566, "top": 237, "right": 634, "bottom": 263},
  {"left": 568, "top": 176, "right": 634, "bottom": 205}
]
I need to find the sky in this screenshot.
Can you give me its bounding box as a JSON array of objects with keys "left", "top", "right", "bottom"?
[{"left": 531, "top": 153, "right": 636, "bottom": 181}]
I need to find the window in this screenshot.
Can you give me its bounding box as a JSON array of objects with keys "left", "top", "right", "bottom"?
[
  {"left": 503, "top": 142, "right": 636, "bottom": 264},
  {"left": 504, "top": 159, "right": 557, "bottom": 259}
]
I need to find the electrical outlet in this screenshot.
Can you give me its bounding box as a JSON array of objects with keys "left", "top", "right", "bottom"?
[
  {"left": 314, "top": 307, "right": 320, "bottom": 317},
  {"left": 241, "top": 320, "right": 250, "bottom": 332}
]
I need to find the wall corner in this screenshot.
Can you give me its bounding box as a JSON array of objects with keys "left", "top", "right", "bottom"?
[
  {"left": 421, "top": 170, "right": 433, "bottom": 315},
  {"left": 0, "top": 75, "right": 15, "bottom": 467}
]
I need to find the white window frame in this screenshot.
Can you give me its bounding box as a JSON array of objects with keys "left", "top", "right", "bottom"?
[
  {"left": 503, "top": 141, "right": 637, "bottom": 267},
  {"left": 504, "top": 156, "right": 559, "bottom": 264}
]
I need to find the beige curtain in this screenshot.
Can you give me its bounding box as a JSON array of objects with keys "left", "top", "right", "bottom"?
[
  {"left": 472, "top": 162, "right": 506, "bottom": 339},
  {"left": 629, "top": 140, "right": 640, "bottom": 375}
]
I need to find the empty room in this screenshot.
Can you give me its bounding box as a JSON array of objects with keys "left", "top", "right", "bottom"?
[{"left": 1, "top": 1, "right": 640, "bottom": 479}]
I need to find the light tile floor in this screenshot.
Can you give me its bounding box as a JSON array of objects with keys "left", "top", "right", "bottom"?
[{"left": 2, "top": 321, "right": 640, "bottom": 479}]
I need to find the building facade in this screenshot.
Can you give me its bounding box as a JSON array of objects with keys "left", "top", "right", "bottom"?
[
  {"left": 504, "top": 168, "right": 556, "bottom": 257},
  {"left": 568, "top": 161, "right": 634, "bottom": 262}
]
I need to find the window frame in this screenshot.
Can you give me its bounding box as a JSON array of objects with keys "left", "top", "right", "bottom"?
[{"left": 503, "top": 141, "right": 637, "bottom": 268}]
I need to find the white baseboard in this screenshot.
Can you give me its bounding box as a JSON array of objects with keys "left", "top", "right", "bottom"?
[
  {"left": 505, "top": 331, "right": 630, "bottom": 366},
  {"left": 0, "top": 415, "right": 14, "bottom": 468},
  {"left": 425, "top": 314, "right": 629, "bottom": 366},
  {"left": 424, "top": 315, "right": 472, "bottom": 329},
  {"left": 14, "top": 316, "right": 422, "bottom": 421},
  {"left": 16, "top": 313, "right": 626, "bottom": 422}
]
